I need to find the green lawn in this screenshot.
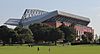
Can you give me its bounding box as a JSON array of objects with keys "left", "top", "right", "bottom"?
[{"left": 0, "top": 45, "right": 100, "bottom": 54}]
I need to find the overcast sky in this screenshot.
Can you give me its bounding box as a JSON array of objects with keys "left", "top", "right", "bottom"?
[{"left": 0, "top": 0, "right": 100, "bottom": 35}]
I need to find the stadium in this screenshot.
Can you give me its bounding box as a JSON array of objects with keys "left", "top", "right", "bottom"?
[{"left": 5, "top": 9, "right": 94, "bottom": 37}]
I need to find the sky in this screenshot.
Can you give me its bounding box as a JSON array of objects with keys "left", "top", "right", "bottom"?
[{"left": 0, "top": 0, "right": 100, "bottom": 35}]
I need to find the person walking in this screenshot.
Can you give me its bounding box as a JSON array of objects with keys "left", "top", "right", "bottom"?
[{"left": 37, "top": 47, "right": 40, "bottom": 54}]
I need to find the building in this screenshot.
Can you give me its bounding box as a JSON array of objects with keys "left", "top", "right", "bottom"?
[{"left": 5, "top": 9, "right": 94, "bottom": 37}]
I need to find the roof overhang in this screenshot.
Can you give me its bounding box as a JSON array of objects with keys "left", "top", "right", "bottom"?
[
  {"left": 4, "top": 19, "right": 20, "bottom": 26},
  {"left": 55, "top": 10, "right": 90, "bottom": 22}
]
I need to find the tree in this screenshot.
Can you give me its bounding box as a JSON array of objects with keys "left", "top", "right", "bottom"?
[
  {"left": 98, "top": 36, "right": 100, "bottom": 43},
  {"left": 84, "top": 32, "right": 94, "bottom": 43},
  {"left": 29, "top": 23, "right": 64, "bottom": 45},
  {"left": 0, "top": 25, "right": 17, "bottom": 45},
  {"left": 81, "top": 35, "right": 88, "bottom": 43},
  {"left": 94, "top": 34, "right": 98, "bottom": 41},
  {"left": 7, "top": 28, "right": 18, "bottom": 44},
  {"left": 14, "top": 27, "right": 33, "bottom": 44},
  {"left": 47, "top": 28, "right": 64, "bottom": 45},
  {"left": 59, "top": 25, "right": 77, "bottom": 43},
  {"left": 81, "top": 32, "right": 94, "bottom": 43},
  {"left": 29, "top": 23, "right": 51, "bottom": 43},
  {"left": 0, "top": 25, "right": 9, "bottom": 45}
]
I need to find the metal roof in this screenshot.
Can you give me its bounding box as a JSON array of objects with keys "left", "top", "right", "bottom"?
[
  {"left": 56, "top": 10, "right": 90, "bottom": 22},
  {"left": 5, "top": 9, "right": 90, "bottom": 26},
  {"left": 4, "top": 18, "right": 20, "bottom": 26}
]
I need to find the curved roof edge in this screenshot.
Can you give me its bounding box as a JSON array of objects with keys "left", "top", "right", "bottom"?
[{"left": 54, "top": 10, "right": 90, "bottom": 22}]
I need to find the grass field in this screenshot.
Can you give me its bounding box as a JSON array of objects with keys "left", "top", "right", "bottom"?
[{"left": 0, "top": 45, "right": 100, "bottom": 54}]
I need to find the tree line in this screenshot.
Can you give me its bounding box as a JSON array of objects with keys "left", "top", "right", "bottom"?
[{"left": 0, "top": 23, "right": 94, "bottom": 45}]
